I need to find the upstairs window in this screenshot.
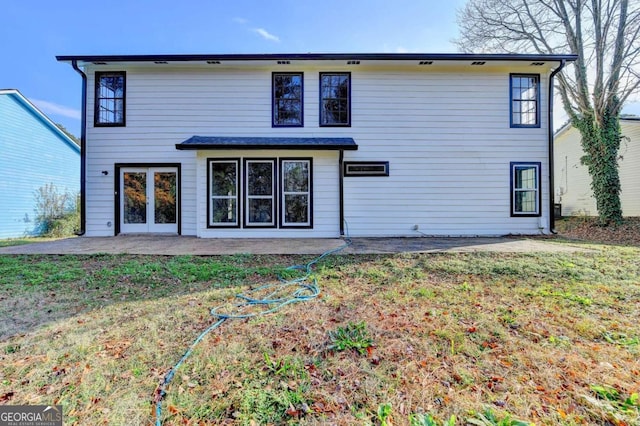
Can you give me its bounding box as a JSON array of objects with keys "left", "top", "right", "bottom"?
[
  {"left": 95, "top": 72, "right": 126, "bottom": 126},
  {"left": 510, "top": 74, "right": 539, "bottom": 128},
  {"left": 320, "top": 72, "right": 351, "bottom": 126},
  {"left": 511, "top": 162, "right": 541, "bottom": 216},
  {"left": 273, "top": 72, "right": 303, "bottom": 127}
]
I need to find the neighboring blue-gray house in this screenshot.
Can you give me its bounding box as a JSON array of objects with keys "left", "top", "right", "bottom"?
[{"left": 0, "top": 89, "right": 80, "bottom": 238}]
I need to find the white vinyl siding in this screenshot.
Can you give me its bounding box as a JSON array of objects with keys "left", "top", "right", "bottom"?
[
  {"left": 555, "top": 120, "right": 640, "bottom": 217},
  {"left": 84, "top": 64, "right": 552, "bottom": 237}
]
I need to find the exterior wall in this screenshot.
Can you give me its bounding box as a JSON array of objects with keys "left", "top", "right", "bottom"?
[
  {"left": 84, "top": 63, "right": 552, "bottom": 237},
  {"left": 555, "top": 120, "right": 640, "bottom": 217},
  {"left": 0, "top": 93, "right": 80, "bottom": 239}
]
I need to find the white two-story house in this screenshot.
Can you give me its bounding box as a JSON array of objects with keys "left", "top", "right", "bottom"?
[{"left": 57, "top": 53, "right": 575, "bottom": 238}]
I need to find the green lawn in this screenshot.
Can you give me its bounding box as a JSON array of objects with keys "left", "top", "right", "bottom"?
[
  {"left": 0, "top": 237, "right": 63, "bottom": 248},
  {"left": 0, "top": 245, "right": 638, "bottom": 425}
]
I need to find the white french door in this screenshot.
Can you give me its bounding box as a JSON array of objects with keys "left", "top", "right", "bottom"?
[{"left": 119, "top": 167, "right": 178, "bottom": 233}]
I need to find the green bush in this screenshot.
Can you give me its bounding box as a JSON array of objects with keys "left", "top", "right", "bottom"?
[{"left": 34, "top": 184, "right": 79, "bottom": 237}]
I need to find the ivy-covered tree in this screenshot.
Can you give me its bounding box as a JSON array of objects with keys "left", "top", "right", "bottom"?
[{"left": 456, "top": 0, "right": 640, "bottom": 224}]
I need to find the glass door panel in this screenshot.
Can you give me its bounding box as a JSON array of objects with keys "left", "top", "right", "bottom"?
[
  {"left": 150, "top": 170, "right": 178, "bottom": 232},
  {"left": 120, "top": 167, "right": 178, "bottom": 234}
]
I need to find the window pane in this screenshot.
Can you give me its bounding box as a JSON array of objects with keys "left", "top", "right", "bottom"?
[
  {"left": 154, "top": 172, "right": 177, "bottom": 224},
  {"left": 515, "top": 166, "right": 537, "bottom": 189},
  {"left": 248, "top": 162, "right": 273, "bottom": 196},
  {"left": 515, "top": 190, "right": 537, "bottom": 213},
  {"left": 320, "top": 73, "right": 350, "bottom": 125},
  {"left": 96, "top": 72, "right": 125, "bottom": 124},
  {"left": 284, "top": 194, "right": 308, "bottom": 223},
  {"left": 212, "top": 162, "right": 237, "bottom": 196},
  {"left": 283, "top": 161, "right": 309, "bottom": 192},
  {"left": 274, "top": 73, "right": 302, "bottom": 126},
  {"left": 510, "top": 74, "right": 538, "bottom": 126},
  {"left": 212, "top": 199, "right": 237, "bottom": 223},
  {"left": 248, "top": 199, "right": 273, "bottom": 223},
  {"left": 123, "top": 172, "right": 146, "bottom": 224}
]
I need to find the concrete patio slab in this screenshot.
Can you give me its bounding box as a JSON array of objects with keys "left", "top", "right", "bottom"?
[{"left": 0, "top": 235, "right": 587, "bottom": 255}]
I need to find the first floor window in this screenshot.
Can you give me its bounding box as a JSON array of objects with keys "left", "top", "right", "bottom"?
[
  {"left": 511, "top": 162, "right": 540, "bottom": 216},
  {"left": 209, "top": 160, "right": 239, "bottom": 226},
  {"left": 281, "top": 159, "right": 311, "bottom": 226},
  {"left": 246, "top": 160, "right": 276, "bottom": 227},
  {"left": 208, "top": 157, "right": 312, "bottom": 228}
]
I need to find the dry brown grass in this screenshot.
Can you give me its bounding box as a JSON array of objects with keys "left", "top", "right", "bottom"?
[
  {"left": 556, "top": 216, "right": 640, "bottom": 246},
  {"left": 1, "top": 248, "right": 639, "bottom": 425}
]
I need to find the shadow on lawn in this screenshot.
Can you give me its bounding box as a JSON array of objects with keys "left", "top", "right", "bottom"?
[{"left": 0, "top": 253, "right": 374, "bottom": 341}]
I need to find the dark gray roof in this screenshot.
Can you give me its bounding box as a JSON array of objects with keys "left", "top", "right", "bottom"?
[
  {"left": 57, "top": 53, "right": 577, "bottom": 63},
  {"left": 176, "top": 136, "right": 358, "bottom": 150}
]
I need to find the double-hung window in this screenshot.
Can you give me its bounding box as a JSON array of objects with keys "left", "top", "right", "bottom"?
[
  {"left": 511, "top": 162, "right": 541, "bottom": 216},
  {"left": 510, "top": 74, "right": 539, "bottom": 127},
  {"left": 245, "top": 160, "right": 276, "bottom": 227},
  {"left": 95, "top": 71, "right": 126, "bottom": 126},
  {"left": 320, "top": 72, "right": 350, "bottom": 126},
  {"left": 281, "top": 159, "right": 312, "bottom": 227},
  {"left": 209, "top": 160, "right": 239, "bottom": 227},
  {"left": 273, "top": 73, "right": 303, "bottom": 127}
]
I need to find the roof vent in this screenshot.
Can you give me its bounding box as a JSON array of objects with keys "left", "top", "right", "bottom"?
[
  {"left": 93, "top": 62, "right": 107, "bottom": 65},
  {"left": 277, "top": 60, "right": 290, "bottom": 65},
  {"left": 207, "top": 60, "right": 221, "bottom": 64},
  {"left": 471, "top": 61, "right": 486, "bottom": 65},
  {"left": 419, "top": 61, "right": 433, "bottom": 65},
  {"left": 531, "top": 62, "right": 545, "bottom": 66},
  {"left": 154, "top": 61, "right": 168, "bottom": 64},
  {"left": 347, "top": 60, "right": 360, "bottom": 65}
]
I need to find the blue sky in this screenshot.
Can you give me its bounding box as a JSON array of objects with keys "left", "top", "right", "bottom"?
[{"left": 1, "top": 0, "right": 637, "bottom": 137}]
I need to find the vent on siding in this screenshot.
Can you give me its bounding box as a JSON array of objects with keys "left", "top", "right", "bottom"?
[
  {"left": 207, "top": 60, "right": 221, "bottom": 64},
  {"left": 344, "top": 161, "right": 390, "bottom": 177},
  {"left": 277, "top": 60, "right": 290, "bottom": 65},
  {"left": 471, "top": 61, "right": 486, "bottom": 65},
  {"left": 530, "top": 62, "right": 545, "bottom": 66},
  {"left": 419, "top": 61, "right": 433, "bottom": 65},
  {"left": 347, "top": 60, "right": 360, "bottom": 65},
  {"left": 93, "top": 62, "right": 107, "bottom": 65},
  {"left": 154, "top": 61, "right": 168, "bottom": 64}
]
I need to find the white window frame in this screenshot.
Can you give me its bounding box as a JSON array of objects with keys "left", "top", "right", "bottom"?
[
  {"left": 209, "top": 159, "right": 239, "bottom": 227},
  {"left": 245, "top": 159, "right": 276, "bottom": 227},
  {"left": 280, "top": 159, "right": 312, "bottom": 227}
]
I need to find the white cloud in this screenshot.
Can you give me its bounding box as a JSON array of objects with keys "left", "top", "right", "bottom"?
[
  {"left": 31, "top": 99, "right": 81, "bottom": 120},
  {"left": 253, "top": 28, "right": 280, "bottom": 42},
  {"left": 233, "top": 17, "right": 248, "bottom": 25}
]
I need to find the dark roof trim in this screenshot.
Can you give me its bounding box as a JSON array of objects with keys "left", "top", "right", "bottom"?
[
  {"left": 57, "top": 52, "right": 578, "bottom": 63},
  {"left": 176, "top": 136, "right": 358, "bottom": 151}
]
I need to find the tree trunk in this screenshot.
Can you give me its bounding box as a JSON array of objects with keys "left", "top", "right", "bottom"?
[{"left": 574, "top": 112, "right": 623, "bottom": 225}]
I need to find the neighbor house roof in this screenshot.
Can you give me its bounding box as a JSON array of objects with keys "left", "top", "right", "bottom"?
[
  {"left": 0, "top": 89, "right": 80, "bottom": 153},
  {"left": 176, "top": 136, "right": 358, "bottom": 151},
  {"left": 555, "top": 116, "right": 640, "bottom": 139}
]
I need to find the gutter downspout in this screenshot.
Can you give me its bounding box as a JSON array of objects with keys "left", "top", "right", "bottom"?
[
  {"left": 71, "top": 60, "right": 87, "bottom": 236},
  {"left": 339, "top": 150, "right": 344, "bottom": 236},
  {"left": 548, "top": 59, "right": 566, "bottom": 234}
]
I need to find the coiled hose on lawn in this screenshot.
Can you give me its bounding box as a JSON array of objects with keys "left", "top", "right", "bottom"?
[{"left": 153, "top": 235, "right": 351, "bottom": 425}]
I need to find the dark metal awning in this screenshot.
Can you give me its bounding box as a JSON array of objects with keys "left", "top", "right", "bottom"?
[{"left": 175, "top": 136, "right": 358, "bottom": 151}]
